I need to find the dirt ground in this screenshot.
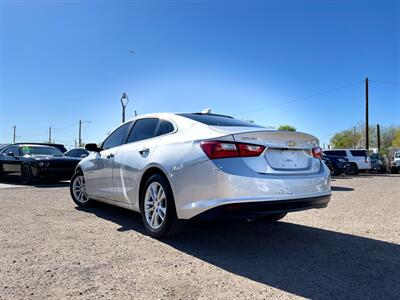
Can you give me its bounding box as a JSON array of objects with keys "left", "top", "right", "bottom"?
[{"left": 0, "top": 174, "right": 399, "bottom": 299}]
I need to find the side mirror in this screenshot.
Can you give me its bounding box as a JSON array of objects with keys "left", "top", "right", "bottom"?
[{"left": 85, "top": 143, "right": 100, "bottom": 152}]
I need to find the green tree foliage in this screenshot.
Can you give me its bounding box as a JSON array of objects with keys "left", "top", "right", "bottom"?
[
  {"left": 277, "top": 125, "right": 296, "bottom": 131},
  {"left": 392, "top": 129, "right": 400, "bottom": 147},
  {"left": 330, "top": 130, "right": 358, "bottom": 148}
]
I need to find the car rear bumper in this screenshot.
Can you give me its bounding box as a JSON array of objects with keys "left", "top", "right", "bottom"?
[
  {"left": 192, "top": 195, "right": 331, "bottom": 220},
  {"left": 170, "top": 158, "right": 331, "bottom": 219}
]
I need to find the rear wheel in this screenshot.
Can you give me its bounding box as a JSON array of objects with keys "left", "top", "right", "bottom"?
[
  {"left": 70, "top": 170, "right": 92, "bottom": 206},
  {"left": 331, "top": 168, "right": 342, "bottom": 176},
  {"left": 140, "top": 174, "right": 183, "bottom": 238},
  {"left": 346, "top": 163, "right": 359, "bottom": 175},
  {"left": 256, "top": 213, "right": 287, "bottom": 222},
  {"left": 21, "top": 165, "right": 33, "bottom": 184}
]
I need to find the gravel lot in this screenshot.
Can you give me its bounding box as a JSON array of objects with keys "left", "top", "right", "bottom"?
[{"left": 0, "top": 174, "right": 399, "bottom": 299}]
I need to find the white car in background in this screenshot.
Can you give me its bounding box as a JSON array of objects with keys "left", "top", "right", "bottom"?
[
  {"left": 70, "top": 112, "right": 331, "bottom": 238},
  {"left": 323, "top": 149, "right": 371, "bottom": 175}
]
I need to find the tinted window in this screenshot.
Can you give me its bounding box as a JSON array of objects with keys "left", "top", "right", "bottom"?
[
  {"left": 157, "top": 120, "right": 174, "bottom": 135},
  {"left": 350, "top": 150, "right": 367, "bottom": 157},
  {"left": 65, "top": 149, "right": 77, "bottom": 157},
  {"left": 127, "top": 118, "right": 160, "bottom": 143},
  {"left": 395, "top": 152, "right": 400, "bottom": 158},
  {"left": 178, "top": 113, "right": 263, "bottom": 127},
  {"left": 324, "top": 150, "right": 346, "bottom": 157},
  {"left": 102, "top": 123, "right": 131, "bottom": 150},
  {"left": 76, "top": 149, "right": 89, "bottom": 157},
  {"left": 20, "top": 146, "right": 62, "bottom": 156},
  {"left": 4, "top": 146, "right": 20, "bottom": 156}
]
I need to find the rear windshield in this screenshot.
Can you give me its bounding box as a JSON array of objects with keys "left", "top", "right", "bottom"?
[
  {"left": 324, "top": 150, "right": 346, "bottom": 157},
  {"left": 350, "top": 150, "right": 367, "bottom": 157},
  {"left": 178, "top": 113, "right": 263, "bottom": 127}
]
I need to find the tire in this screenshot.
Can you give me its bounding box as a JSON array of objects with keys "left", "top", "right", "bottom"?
[
  {"left": 256, "top": 213, "right": 287, "bottom": 222},
  {"left": 70, "top": 170, "right": 92, "bottom": 207},
  {"left": 391, "top": 167, "right": 398, "bottom": 174},
  {"left": 331, "top": 169, "right": 342, "bottom": 176},
  {"left": 346, "top": 163, "right": 359, "bottom": 175},
  {"left": 21, "top": 164, "right": 34, "bottom": 184},
  {"left": 140, "top": 174, "right": 183, "bottom": 238}
]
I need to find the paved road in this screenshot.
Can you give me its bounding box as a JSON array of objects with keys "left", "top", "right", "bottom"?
[{"left": 0, "top": 174, "right": 399, "bottom": 299}]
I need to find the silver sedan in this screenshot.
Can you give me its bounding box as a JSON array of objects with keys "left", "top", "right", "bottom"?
[{"left": 70, "top": 112, "right": 331, "bottom": 238}]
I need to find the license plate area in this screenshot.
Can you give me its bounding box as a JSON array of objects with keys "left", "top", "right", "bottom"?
[{"left": 265, "top": 148, "right": 310, "bottom": 170}]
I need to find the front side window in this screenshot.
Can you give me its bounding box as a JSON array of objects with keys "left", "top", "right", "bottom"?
[
  {"left": 102, "top": 122, "right": 131, "bottom": 150},
  {"left": 4, "top": 146, "right": 20, "bottom": 156},
  {"left": 127, "top": 118, "right": 160, "bottom": 143},
  {"left": 65, "top": 149, "right": 77, "bottom": 157}
]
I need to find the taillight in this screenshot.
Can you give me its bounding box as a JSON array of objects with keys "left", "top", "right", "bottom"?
[
  {"left": 312, "top": 147, "right": 322, "bottom": 159},
  {"left": 200, "top": 141, "right": 265, "bottom": 159}
]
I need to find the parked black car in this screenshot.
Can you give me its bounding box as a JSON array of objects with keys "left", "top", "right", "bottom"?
[
  {"left": 0, "top": 143, "right": 80, "bottom": 184},
  {"left": 322, "top": 153, "right": 349, "bottom": 176}
]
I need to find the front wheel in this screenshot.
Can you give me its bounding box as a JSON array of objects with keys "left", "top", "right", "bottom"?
[
  {"left": 140, "top": 174, "right": 183, "bottom": 238},
  {"left": 70, "top": 170, "right": 92, "bottom": 206},
  {"left": 21, "top": 165, "right": 34, "bottom": 184},
  {"left": 346, "top": 163, "right": 359, "bottom": 175}
]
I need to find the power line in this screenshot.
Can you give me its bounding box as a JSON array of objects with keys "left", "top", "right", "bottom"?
[
  {"left": 232, "top": 80, "right": 363, "bottom": 116},
  {"left": 369, "top": 79, "right": 400, "bottom": 85}
]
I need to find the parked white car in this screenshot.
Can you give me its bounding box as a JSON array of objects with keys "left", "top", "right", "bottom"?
[
  {"left": 70, "top": 112, "right": 331, "bottom": 238},
  {"left": 391, "top": 151, "right": 400, "bottom": 173},
  {"left": 323, "top": 149, "right": 371, "bottom": 175}
]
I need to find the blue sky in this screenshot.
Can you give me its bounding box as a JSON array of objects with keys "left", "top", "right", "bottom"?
[{"left": 1, "top": 0, "right": 399, "bottom": 148}]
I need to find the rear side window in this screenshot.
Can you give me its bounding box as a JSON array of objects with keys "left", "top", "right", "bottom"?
[
  {"left": 178, "top": 113, "right": 263, "bottom": 127},
  {"left": 325, "top": 150, "right": 346, "bottom": 157},
  {"left": 350, "top": 150, "right": 367, "bottom": 157},
  {"left": 102, "top": 122, "right": 131, "bottom": 150},
  {"left": 65, "top": 149, "right": 77, "bottom": 157},
  {"left": 156, "top": 120, "right": 175, "bottom": 135},
  {"left": 127, "top": 118, "right": 160, "bottom": 143}
]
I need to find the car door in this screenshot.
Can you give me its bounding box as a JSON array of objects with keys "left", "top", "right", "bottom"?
[
  {"left": 0, "top": 146, "right": 22, "bottom": 175},
  {"left": 84, "top": 122, "right": 132, "bottom": 200},
  {"left": 111, "top": 118, "right": 174, "bottom": 205}
]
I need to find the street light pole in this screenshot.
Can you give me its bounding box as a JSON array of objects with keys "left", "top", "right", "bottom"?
[
  {"left": 121, "top": 93, "right": 129, "bottom": 123},
  {"left": 78, "top": 120, "right": 91, "bottom": 147}
]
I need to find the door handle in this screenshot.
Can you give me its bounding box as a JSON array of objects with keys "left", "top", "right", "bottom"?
[
  {"left": 138, "top": 148, "right": 150, "bottom": 155},
  {"left": 106, "top": 153, "right": 114, "bottom": 159}
]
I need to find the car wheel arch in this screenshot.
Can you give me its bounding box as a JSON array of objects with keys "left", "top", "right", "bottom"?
[{"left": 138, "top": 167, "right": 174, "bottom": 212}]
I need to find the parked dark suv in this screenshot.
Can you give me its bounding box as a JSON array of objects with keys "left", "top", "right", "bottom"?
[{"left": 322, "top": 153, "right": 349, "bottom": 176}]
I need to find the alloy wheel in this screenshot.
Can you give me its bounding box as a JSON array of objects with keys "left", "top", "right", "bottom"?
[
  {"left": 72, "top": 175, "right": 89, "bottom": 204},
  {"left": 144, "top": 182, "right": 167, "bottom": 229}
]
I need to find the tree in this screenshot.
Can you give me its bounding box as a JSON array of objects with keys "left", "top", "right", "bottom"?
[
  {"left": 330, "top": 129, "right": 358, "bottom": 149},
  {"left": 277, "top": 125, "right": 296, "bottom": 131},
  {"left": 392, "top": 129, "right": 400, "bottom": 147}
]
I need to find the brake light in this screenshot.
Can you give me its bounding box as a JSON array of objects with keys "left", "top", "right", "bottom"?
[
  {"left": 312, "top": 147, "right": 322, "bottom": 159},
  {"left": 200, "top": 141, "right": 265, "bottom": 159}
]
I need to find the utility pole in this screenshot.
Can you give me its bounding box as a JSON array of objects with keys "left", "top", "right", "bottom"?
[
  {"left": 13, "top": 125, "right": 16, "bottom": 143},
  {"left": 377, "top": 124, "right": 381, "bottom": 153},
  {"left": 353, "top": 126, "right": 356, "bottom": 148},
  {"left": 365, "top": 77, "right": 369, "bottom": 150},
  {"left": 48, "top": 126, "right": 52, "bottom": 143},
  {"left": 78, "top": 120, "right": 82, "bottom": 147},
  {"left": 78, "top": 120, "right": 91, "bottom": 147}
]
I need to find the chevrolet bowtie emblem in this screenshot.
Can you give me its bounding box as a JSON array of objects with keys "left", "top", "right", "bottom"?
[{"left": 286, "top": 140, "right": 297, "bottom": 147}]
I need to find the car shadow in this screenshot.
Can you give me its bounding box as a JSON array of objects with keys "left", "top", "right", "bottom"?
[
  {"left": 0, "top": 175, "right": 70, "bottom": 188},
  {"left": 331, "top": 186, "right": 354, "bottom": 192},
  {"left": 76, "top": 202, "right": 399, "bottom": 299}
]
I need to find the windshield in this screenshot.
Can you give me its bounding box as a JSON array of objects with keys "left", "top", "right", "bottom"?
[{"left": 20, "top": 145, "right": 63, "bottom": 156}]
